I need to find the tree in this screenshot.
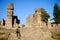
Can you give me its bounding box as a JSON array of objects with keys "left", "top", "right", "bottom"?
[
  {"left": 53, "top": 4, "right": 60, "bottom": 23},
  {"left": 41, "top": 8, "right": 50, "bottom": 24}
]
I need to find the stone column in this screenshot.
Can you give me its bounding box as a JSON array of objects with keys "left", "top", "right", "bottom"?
[{"left": 5, "top": 3, "right": 14, "bottom": 29}]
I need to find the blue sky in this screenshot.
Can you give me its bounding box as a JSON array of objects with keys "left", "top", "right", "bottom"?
[{"left": 0, "top": 0, "right": 60, "bottom": 24}]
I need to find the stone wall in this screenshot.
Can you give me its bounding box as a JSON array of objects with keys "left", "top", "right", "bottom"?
[
  {"left": 26, "top": 8, "right": 45, "bottom": 28},
  {"left": 48, "top": 21, "right": 60, "bottom": 39}
]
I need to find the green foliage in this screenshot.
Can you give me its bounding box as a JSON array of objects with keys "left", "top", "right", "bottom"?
[
  {"left": 53, "top": 4, "right": 60, "bottom": 23},
  {"left": 41, "top": 8, "right": 50, "bottom": 23}
]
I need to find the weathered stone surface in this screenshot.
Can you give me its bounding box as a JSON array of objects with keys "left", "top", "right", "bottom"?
[
  {"left": 20, "top": 27, "right": 52, "bottom": 40},
  {"left": 0, "top": 3, "right": 60, "bottom": 40},
  {"left": 8, "top": 33, "right": 18, "bottom": 40},
  {"left": 0, "top": 3, "right": 21, "bottom": 40}
]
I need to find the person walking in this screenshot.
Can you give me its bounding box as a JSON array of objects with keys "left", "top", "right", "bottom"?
[{"left": 16, "top": 26, "right": 21, "bottom": 39}]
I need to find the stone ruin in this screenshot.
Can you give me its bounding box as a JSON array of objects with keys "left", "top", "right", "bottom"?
[
  {"left": 0, "top": 3, "right": 20, "bottom": 40},
  {"left": 0, "top": 3, "right": 60, "bottom": 40},
  {"left": 26, "top": 8, "right": 60, "bottom": 39}
]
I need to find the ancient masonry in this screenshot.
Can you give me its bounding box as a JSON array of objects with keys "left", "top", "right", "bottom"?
[
  {"left": 26, "top": 8, "right": 60, "bottom": 39},
  {"left": 0, "top": 3, "right": 60, "bottom": 40},
  {"left": 26, "top": 8, "right": 47, "bottom": 29},
  {"left": 0, "top": 3, "right": 20, "bottom": 29}
]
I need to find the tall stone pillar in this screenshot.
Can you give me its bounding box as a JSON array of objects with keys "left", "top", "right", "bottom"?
[{"left": 6, "top": 3, "right": 14, "bottom": 29}]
